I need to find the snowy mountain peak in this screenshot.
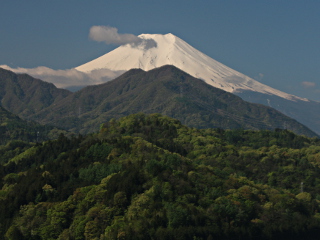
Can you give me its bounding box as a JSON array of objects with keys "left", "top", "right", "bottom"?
[{"left": 76, "top": 33, "right": 308, "bottom": 102}]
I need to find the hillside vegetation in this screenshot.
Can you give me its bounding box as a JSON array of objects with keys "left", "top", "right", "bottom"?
[
  {"left": 0, "top": 66, "right": 317, "bottom": 137},
  {"left": 1, "top": 113, "right": 320, "bottom": 239},
  {"left": 0, "top": 105, "right": 69, "bottom": 144},
  {"left": 34, "top": 66, "right": 317, "bottom": 137}
]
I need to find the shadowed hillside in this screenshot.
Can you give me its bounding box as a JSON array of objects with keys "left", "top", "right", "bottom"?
[
  {"left": 0, "top": 66, "right": 317, "bottom": 137},
  {"left": 33, "top": 65, "right": 317, "bottom": 137}
]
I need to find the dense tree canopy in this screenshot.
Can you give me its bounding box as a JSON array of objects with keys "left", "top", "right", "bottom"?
[{"left": 1, "top": 113, "right": 320, "bottom": 239}]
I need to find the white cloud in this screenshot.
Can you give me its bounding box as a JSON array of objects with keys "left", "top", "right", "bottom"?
[
  {"left": 89, "top": 25, "right": 157, "bottom": 50},
  {"left": 301, "top": 81, "right": 316, "bottom": 88},
  {"left": 0, "top": 65, "right": 124, "bottom": 90}
]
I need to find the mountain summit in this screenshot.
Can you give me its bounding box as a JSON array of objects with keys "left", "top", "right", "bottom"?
[{"left": 76, "top": 33, "right": 306, "bottom": 102}]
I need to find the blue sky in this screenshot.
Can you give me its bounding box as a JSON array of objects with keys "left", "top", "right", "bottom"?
[{"left": 1, "top": 1, "right": 320, "bottom": 101}]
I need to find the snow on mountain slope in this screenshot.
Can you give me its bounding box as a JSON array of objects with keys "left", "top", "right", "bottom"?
[{"left": 76, "top": 33, "right": 308, "bottom": 102}]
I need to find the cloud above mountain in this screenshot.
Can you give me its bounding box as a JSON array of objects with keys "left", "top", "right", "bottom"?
[
  {"left": 0, "top": 65, "right": 124, "bottom": 90},
  {"left": 301, "top": 81, "right": 316, "bottom": 88},
  {"left": 0, "top": 26, "right": 154, "bottom": 90},
  {"left": 89, "top": 26, "right": 157, "bottom": 50}
]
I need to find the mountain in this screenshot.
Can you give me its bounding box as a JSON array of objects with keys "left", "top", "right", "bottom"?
[
  {"left": 76, "top": 34, "right": 302, "bottom": 101},
  {"left": 0, "top": 66, "right": 316, "bottom": 137},
  {"left": 33, "top": 65, "right": 317, "bottom": 137},
  {"left": 0, "top": 68, "right": 71, "bottom": 118},
  {"left": 75, "top": 33, "right": 320, "bottom": 135}
]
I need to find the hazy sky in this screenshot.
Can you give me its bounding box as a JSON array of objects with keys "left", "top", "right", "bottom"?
[{"left": 1, "top": 1, "right": 319, "bottom": 101}]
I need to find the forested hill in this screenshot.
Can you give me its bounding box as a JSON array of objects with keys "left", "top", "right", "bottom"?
[
  {"left": 2, "top": 113, "right": 320, "bottom": 239},
  {"left": 33, "top": 65, "right": 317, "bottom": 137},
  {"left": 0, "top": 66, "right": 317, "bottom": 137},
  {"left": 0, "top": 105, "right": 67, "bottom": 145},
  {"left": 0, "top": 106, "right": 69, "bottom": 166},
  {"left": 0, "top": 68, "right": 71, "bottom": 118}
]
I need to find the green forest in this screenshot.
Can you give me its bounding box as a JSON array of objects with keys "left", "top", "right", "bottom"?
[{"left": 2, "top": 113, "right": 320, "bottom": 239}]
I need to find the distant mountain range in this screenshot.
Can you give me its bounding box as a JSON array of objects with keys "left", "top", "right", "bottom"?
[
  {"left": 0, "top": 66, "right": 317, "bottom": 137},
  {"left": 75, "top": 33, "right": 320, "bottom": 135}
]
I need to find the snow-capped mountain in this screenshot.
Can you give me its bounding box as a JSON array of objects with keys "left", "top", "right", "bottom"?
[{"left": 76, "top": 33, "right": 307, "bottom": 102}]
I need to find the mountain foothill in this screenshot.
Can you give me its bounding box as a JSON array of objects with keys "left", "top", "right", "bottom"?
[
  {"left": 1, "top": 112, "right": 320, "bottom": 239},
  {"left": 0, "top": 66, "right": 317, "bottom": 137}
]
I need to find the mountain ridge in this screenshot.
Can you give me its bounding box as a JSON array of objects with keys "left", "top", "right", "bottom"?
[
  {"left": 33, "top": 65, "right": 317, "bottom": 137},
  {"left": 0, "top": 66, "right": 317, "bottom": 137},
  {"left": 0, "top": 68, "right": 71, "bottom": 118}
]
